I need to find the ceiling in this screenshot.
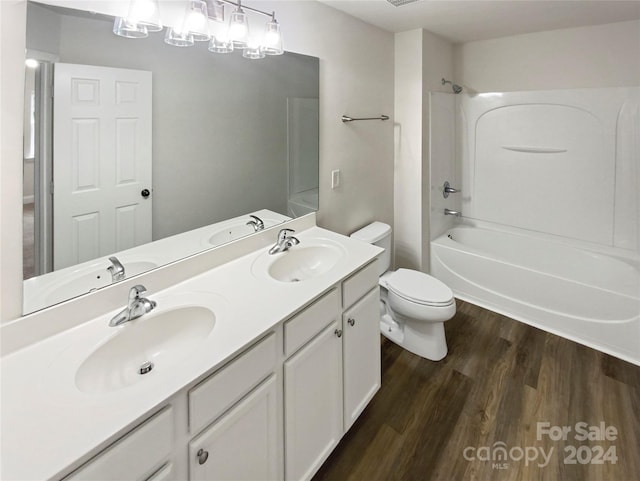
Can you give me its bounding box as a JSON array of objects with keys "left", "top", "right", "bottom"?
[{"left": 316, "top": 0, "right": 640, "bottom": 43}]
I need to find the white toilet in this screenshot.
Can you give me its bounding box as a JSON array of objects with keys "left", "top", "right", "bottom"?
[{"left": 351, "top": 222, "right": 456, "bottom": 361}]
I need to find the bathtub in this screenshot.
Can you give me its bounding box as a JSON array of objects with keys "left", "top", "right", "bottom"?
[{"left": 431, "top": 225, "right": 640, "bottom": 365}]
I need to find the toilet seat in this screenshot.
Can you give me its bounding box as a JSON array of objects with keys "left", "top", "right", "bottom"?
[{"left": 381, "top": 269, "right": 454, "bottom": 307}]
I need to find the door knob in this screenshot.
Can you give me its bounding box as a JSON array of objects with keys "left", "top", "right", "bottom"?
[
  {"left": 348, "top": 318, "right": 355, "bottom": 327},
  {"left": 141, "top": 188, "right": 150, "bottom": 198},
  {"left": 335, "top": 329, "right": 343, "bottom": 338},
  {"left": 197, "top": 448, "right": 209, "bottom": 465}
]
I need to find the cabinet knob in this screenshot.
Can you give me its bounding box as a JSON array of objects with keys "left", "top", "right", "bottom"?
[
  {"left": 197, "top": 448, "right": 209, "bottom": 465},
  {"left": 335, "top": 328, "right": 343, "bottom": 338},
  {"left": 347, "top": 318, "right": 356, "bottom": 327}
]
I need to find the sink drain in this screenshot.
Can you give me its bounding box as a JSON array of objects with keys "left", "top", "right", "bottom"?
[{"left": 139, "top": 361, "right": 154, "bottom": 375}]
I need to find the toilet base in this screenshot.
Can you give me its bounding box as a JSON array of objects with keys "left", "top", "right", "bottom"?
[{"left": 380, "top": 314, "right": 448, "bottom": 361}]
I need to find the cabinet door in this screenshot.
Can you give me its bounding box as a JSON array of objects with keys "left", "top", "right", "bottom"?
[
  {"left": 284, "top": 321, "right": 343, "bottom": 481},
  {"left": 189, "top": 375, "right": 280, "bottom": 481},
  {"left": 343, "top": 288, "right": 381, "bottom": 430}
]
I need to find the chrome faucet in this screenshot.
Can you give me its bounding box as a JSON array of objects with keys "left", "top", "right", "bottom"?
[
  {"left": 269, "top": 228, "right": 300, "bottom": 255},
  {"left": 444, "top": 208, "right": 462, "bottom": 217},
  {"left": 443, "top": 181, "right": 460, "bottom": 199},
  {"left": 109, "top": 285, "right": 157, "bottom": 327},
  {"left": 107, "top": 256, "right": 125, "bottom": 282},
  {"left": 246, "top": 214, "right": 265, "bottom": 232}
]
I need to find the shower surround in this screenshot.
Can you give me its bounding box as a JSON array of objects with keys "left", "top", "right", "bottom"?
[{"left": 430, "top": 87, "right": 640, "bottom": 365}]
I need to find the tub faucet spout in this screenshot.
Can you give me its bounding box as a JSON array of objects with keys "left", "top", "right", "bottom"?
[{"left": 444, "top": 208, "right": 462, "bottom": 217}]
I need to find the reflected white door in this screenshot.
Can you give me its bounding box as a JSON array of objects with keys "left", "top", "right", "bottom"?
[{"left": 53, "top": 63, "right": 152, "bottom": 270}]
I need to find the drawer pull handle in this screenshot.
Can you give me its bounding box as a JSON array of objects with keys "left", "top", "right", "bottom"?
[
  {"left": 335, "top": 329, "right": 343, "bottom": 338},
  {"left": 348, "top": 318, "right": 356, "bottom": 327},
  {"left": 197, "top": 448, "right": 209, "bottom": 465}
]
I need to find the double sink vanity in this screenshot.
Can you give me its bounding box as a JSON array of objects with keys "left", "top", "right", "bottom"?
[{"left": 1, "top": 215, "right": 383, "bottom": 481}]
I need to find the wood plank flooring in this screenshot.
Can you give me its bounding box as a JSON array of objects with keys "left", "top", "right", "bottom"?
[{"left": 312, "top": 300, "right": 640, "bottom": 481}]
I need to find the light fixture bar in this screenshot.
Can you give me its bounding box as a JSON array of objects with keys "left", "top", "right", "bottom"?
[{"left": 218, "top": 0, "right": 274, "bottom": 19}]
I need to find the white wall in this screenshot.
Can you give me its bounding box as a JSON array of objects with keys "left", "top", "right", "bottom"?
[
  {"left": 237, "top": 1, "right": 395, "bottom": 236},
  {"left": 454, "top": 20, "right": 640, "bottom": 92},
  {"left": 394, "top": 30, "right": 423, "bottom": 270},
  {"left": 0, "top": 0, "right": 28, "bottom": 320},
  {"left": 0, "top": 0, "right": 394, "bottom": 322},
  {"left": 394, "top": 29, "right": 453, "bottom": 271}
]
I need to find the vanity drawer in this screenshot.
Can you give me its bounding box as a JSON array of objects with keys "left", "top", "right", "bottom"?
[
  {"left": 64, "top": 406, "right": 173, "bottom": 481},
  {"left": 284, "top": 287, "right": 341, "bottom": 357},
  {"left": 189, "top": 332, "right": 276, "bottom": 434},
  {"left": 342, "top": 260, "right": 379, "bottom": 308}
]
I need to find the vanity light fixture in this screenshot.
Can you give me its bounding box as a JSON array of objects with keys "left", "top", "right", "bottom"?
[
  {"left": 113, "top": 16, "right": 149, "bottom": 38},
  {"left": 205, "top": 0, "right": 225, "bottom": 22},
  {"left": 261, "top": 14, "right": 283, "bottom": 56},
  {"left": 113, "top": 0, "right": 162, "bottom": 38},
  {"left": 164, "top": 27, "right": 195, "bottom": 47},
  {"left": 227, "top": 1, "right": 250, "bottom": 48},
  {"left": 113, "top": 0, "right": 284, "bottom": 59},
  {"left": 183, "top": 0, "right": 211, "bottom": 42}
]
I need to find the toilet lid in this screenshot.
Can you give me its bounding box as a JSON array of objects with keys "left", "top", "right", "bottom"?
[{"left": 385, "top": 269, "right": 454, "bottom": 307}]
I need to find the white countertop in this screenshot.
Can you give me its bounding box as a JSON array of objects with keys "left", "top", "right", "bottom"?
[{"left": 1, "top": 226, "right": 381, "bottom": 481}]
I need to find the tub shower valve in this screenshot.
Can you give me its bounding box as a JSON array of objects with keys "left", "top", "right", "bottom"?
[{"left": 443, "top": 181, "right": 460, "bottom": 199}]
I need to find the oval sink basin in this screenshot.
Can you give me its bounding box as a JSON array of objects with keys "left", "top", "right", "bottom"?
[
  {"left": 253, "top": 241, "right": 346, "bottom": 283},
  {"left": 75, "top": 306, "right": 215, "bottom": 394}
]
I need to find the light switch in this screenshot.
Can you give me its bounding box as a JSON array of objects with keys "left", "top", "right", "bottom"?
[{"left": 331, "top": 169, "right": 341, "bottom": 189}]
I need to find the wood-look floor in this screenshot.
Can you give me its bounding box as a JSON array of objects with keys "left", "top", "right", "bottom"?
[{"left": 313, "top": 300, "right": 640, "bottom": 481}]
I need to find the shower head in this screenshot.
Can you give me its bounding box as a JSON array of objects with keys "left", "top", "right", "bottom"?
[{"left": 441, "top": 78, "right": 463, "bottom": 94}]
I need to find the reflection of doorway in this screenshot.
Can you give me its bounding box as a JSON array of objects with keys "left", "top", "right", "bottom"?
[
  {"left": 23, "top": 51, "right": 56, "bottom": 280},
  {"left": 52, "top": 63, "right": 153, "bottom": 270}
]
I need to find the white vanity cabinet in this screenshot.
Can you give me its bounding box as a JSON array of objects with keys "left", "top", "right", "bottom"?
[
  {"left": 188, "top": 375, "right": 280, "bottom": 481},
  {"left": 284, "top": 321, "right": 344, "bottom": 481},
  {"left": 284, "top": 261, "right": 381, "bottom": 481},
  {"left": 187, "top": 333, "right": 281, "bottom": 481},
  {"left": 342, "top": 287, "right": 381, "bottom": 430}
]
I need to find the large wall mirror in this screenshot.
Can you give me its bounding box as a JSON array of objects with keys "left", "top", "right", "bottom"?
[{"left": 23, "top": 1, "right": 319, "bottom": 314}]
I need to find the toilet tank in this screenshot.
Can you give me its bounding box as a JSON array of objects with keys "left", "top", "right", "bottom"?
[{"left": 350, "top": 222, "right": 392, "bottom": 275}]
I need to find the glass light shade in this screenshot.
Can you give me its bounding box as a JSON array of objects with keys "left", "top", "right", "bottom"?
[
  {"left": 113, "top": 17, "right": 148, "bottom": 38},
  {"left": 127, "top": 0, "right": 162, "bottom": 32},
  {"left": 261, "top": 18, "right": 283, "bottom": 55},
  {"left": 183, "top": 0, "right": 210, "bottom": 41},
  {"left": 227, "top": 8, "right": 249, "bottom": 48},
  {"left": 243, "top": 46, "right": 265, "bottom": 59},
  {"left": 208, "top": 35, "right": 234, "bottom": 53},
  {"left": 164, "top": 27, "right": 195, "bottom": 47}
]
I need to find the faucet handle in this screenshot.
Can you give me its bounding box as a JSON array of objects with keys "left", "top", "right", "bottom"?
[
  {"left": 128, "top": 285, "right": 147, "bottom": 303},
  {"left": 278, "top": 228, "right": 295, "bottom": 240},
  {"left": 247, "top": 215, "right": 265, "bottom": 231}
]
